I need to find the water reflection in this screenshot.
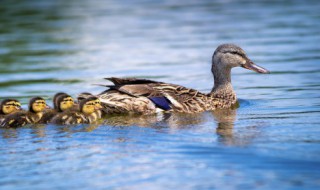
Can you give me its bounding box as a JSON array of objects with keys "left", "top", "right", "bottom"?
[
  {"left": 0, "top": 109, "right": 260, "bottom": 148},
  {"left": 102, "top": 112, "right": 206, "bottom": 129},
  {"left": 213, "top": 108, "right": 237, "bottom": 145}
]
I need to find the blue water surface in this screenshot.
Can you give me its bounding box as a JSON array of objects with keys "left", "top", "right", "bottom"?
[{"left": 0, "top": 0, "right": 320, "bottom": 189}]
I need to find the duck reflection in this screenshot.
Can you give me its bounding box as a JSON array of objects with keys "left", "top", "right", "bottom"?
[
  {"left": 212, "top": 108, "right": 237, "bottom": 145},
  {"left": 102, "top": 112, "right": 206, "bottom": 129},
  {"left": 0, "top": 128, "right": 18, "bottom": 139}
]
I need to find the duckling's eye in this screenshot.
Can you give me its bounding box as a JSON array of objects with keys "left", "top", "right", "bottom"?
[{"left": 64, "top": 98, "right": 74, "bottom": 102}]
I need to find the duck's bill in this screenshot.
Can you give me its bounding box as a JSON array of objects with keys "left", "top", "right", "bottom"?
[{"left": 242, "top": 60, "right": 270, "bottom": 74}]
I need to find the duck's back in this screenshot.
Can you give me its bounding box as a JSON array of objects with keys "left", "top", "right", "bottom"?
[{"left": 98, "top": 77, "right": 212, "bottom": 113}]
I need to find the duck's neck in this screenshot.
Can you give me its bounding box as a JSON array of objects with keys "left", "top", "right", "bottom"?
[{"left": 210, "top": 66, "right": 236, "bottom": 100}]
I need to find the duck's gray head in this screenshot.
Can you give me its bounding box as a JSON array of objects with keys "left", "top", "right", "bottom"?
[{"left": 212, "top": 44, "right": 269, "bottom": 74}]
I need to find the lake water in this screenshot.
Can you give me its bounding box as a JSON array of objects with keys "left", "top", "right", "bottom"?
[{"left": 0, "top": 0, "right": 320, "bottom": 189}]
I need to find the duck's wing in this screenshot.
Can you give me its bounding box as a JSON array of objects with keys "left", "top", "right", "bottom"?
[
  {"left": 99, "top": 77, "right": 209, "bottom": 113},
  {"left": 150, "top": 83, "right": 209, "bottom": 112}
]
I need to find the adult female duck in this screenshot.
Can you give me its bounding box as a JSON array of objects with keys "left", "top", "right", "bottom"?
[{"left": 96, "top": 44, "right": 269, "bottom": 114}]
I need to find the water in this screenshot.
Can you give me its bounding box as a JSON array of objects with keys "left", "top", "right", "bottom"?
[{"left": 0, "top": 0, "right": 320, "bottom": 189}]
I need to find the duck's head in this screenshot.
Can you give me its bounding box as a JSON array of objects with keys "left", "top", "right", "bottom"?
[
  {"left": 212, "top": 44, "right": 269, "bottom": 74},
  {"left": 80, "top": 96, "right": 102, "bottom": 115},
  {"left": 0, "top": 99, "right": 22, "bottom": 115},
  {"left": 53, "top": 92, "right": 68, "bottom": 109},
  {"left": 29, "top": 97, "right": 48, "bottom": 113},
  {"left": 56, "top": 94, "right": 74, "bottom": 112}
]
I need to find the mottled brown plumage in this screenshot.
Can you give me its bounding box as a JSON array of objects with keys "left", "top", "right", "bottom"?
[
  {"left": 50, "top": 96, "right": 102, "bottom": 125},
  {"left": 0, "top": 97, "right": 47, "bottom": 128},
  {"left": 0, "top": 99, "right": 22, "bottom": 123},
  {"left": 38, "top": 93, "right": 74, "bottom": 124},
  {"left": 96, "top": 44, "right": 269, "bottom": 114}
]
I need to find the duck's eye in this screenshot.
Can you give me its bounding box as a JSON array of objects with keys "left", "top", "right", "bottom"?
[{"left": 229, "top": 51, "right": 243, "bottom": 57}]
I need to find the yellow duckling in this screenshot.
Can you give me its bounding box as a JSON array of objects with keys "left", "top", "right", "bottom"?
[
  {"left": 50, "top": 96, "right": 102, "bottom": 125},
  {"left": 0, "top": 97, "right": 48, "bottom": 128},
  {"left": 0, "top": 99, "right": 22, "bottom": 123},
  {"left": 39, "top": 93, "right": 74, "bottom": 124}
]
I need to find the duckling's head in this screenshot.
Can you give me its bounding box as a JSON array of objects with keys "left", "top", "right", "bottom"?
[
  {"left": 56, "top": 94, "right": 74, "bottom": 112},
  {"left": 80, "top": 96, "right": 102, "bottom": 115},
  {"left": 77, "top": 92, "right": 93, "bottom": 103},
  {"left": 29, "top": 97, "right": 47, "bottom": 113},
  {"left": 212, "top": 44, "right": 269, "bottom": 74},
  {"left": 53, "top": 92, "right": 68, "bottom": 109},
  {"left": 0, "top": 99, "right": 22, "bottom": 115}
]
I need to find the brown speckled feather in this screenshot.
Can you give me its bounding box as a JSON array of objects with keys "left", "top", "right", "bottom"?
[{"left": 97, "top": 77, "right": 236, "bottom": 114}]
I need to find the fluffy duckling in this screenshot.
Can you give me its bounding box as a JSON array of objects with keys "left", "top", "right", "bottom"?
[
  {"left": 39, "top": 93, "right": 74, "bottom": 124},
  {"left": 0, "top": 99, "right": 22, "bottom": 123},
  {"left": 50, "top": 96, "right": 102, "bottom": 125},
  {"left": 0, "top": 97, "right": 48, "bottom": 128},
  {"left": 77, "top": 92, "right": 106, "bottom": 117}
]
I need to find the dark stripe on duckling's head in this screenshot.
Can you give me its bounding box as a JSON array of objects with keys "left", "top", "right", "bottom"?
[
  {"left": 56, "top": 94, "right": 74, "bottom": 112},
  {"left": 53, "top": 92, "right": 68, "bottom": 109},
  {"left": 77, "top": 92, "right": 93, "bottom": 103},
  {"left": 0, "top": 99, "right": 21, "bottom": 114},
  {"left": 29, "top": 97, "right": 46, "bottom": 113}
]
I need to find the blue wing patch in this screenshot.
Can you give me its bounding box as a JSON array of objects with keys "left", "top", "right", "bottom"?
[{"left": 149, "top": 97, "right": 171, "bottom": 111}]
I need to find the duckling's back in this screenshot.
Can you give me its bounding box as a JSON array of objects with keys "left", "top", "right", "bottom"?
[
  {"left": 50, "top": 111, "right": 87, "bottom": 125},
  {"left": 0, "top": 111, "right": 29, "bottom": 128}
]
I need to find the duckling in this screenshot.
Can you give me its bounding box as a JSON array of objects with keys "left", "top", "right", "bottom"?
[
  {"left": 0, "top": 99, "right": 22, "bottom": 123},
  {"left": 50, "top": 96, "right": 102, "bottom": 125},
  {"left": 38, "top": 93, "right": 74, "bottom": 124},
  {"left": 0, "top": 97, "right": 48, "bottom": 128},
  {"left": 67, "top": 92, "right": 93, "bottom": 112}
]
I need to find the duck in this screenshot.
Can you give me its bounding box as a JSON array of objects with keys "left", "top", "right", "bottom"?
[
  {"left": 0, "top": 99, "right": 22, "bottom": 123},
  {"left": 0, "top": 97, "right": 48, "bottom": 128},
  {"left": 95, "top": 44, "right": 269, "bottom": 114},
  {"left": 38, "top": 93, "right": 75, "bottom": 124},
  {"left": 50, "top": 96, "right": 102, "bottom": 125}
]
